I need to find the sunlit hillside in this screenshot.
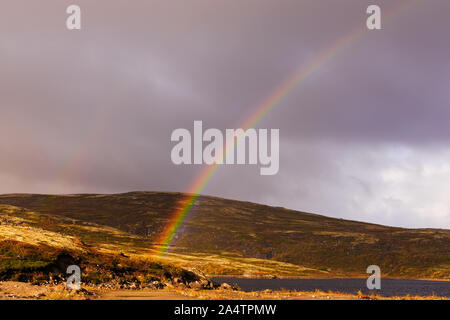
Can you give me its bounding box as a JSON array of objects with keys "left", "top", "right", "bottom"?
[{"left": 0, "top": 192, "right": 449, "bottom": 279}]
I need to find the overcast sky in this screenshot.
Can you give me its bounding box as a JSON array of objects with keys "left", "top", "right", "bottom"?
[{"left": 1, "top": 0, "right": 449, "bottom": 228}]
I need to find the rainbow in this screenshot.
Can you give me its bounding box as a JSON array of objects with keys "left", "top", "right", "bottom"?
[{"left": 154, "top": 1, "right": 421, "bottom": 255}]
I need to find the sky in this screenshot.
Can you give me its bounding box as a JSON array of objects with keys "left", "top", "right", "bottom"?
[{"left": 1, "top": 0, "right": 449, "bottom": 228}]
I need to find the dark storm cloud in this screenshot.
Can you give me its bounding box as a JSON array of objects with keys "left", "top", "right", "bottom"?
[{"left": 1, "top": 0, "right": 449, "bottom": 227}]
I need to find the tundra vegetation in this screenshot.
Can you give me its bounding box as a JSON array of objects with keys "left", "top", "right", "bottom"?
[{"left": 0, "top": 192, "right": 448, "bottom": 296}]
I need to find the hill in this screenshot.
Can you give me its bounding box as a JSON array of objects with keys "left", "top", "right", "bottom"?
[{"left": 0, "top": 192, "right": 449, "bottom": 279}]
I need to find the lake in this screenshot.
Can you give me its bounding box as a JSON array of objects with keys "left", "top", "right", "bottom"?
[{"left": 211, "top": 278, "right": 450, "bottom": 297}]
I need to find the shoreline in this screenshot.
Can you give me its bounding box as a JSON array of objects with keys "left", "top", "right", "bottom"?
[
  {"left": 1, "top": 281, "right": 448, "bottom": 300},
  {"left": 2, "top": 275, "right": 447, "bottom": 300},
  {"left": 209, "top": 275, "right": 450, "bottom": 282}
]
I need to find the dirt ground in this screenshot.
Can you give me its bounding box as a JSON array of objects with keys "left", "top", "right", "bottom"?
[
  {"left": 0, "top": 281, "right": 358, "bottom": 300},
  {"left": 0, "top": 281, "right": 52, "bottom": 300},
  {"left": 98, "top": 290, "right": 196, "bottom": 300},
  {"left": 1, "top": 281, "right": 446, "bottom": 300}
]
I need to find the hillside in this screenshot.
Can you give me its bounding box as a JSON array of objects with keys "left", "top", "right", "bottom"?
[
  {"left": 0, "top": 192, "right": 449, "bottom": 279},
  {"left": 0, "top": 203, "right": 212, "bottom": 289}
]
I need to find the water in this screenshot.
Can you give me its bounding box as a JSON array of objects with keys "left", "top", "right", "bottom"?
[{"left": 212, "top": 278, "right": 450, "bottom": 297}]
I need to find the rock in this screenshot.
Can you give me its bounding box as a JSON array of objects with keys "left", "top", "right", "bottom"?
[
  {"left": 184, "top": 267, "right": 208, "bottom": 279},
  {"left": 220, "top": 283, "right": 233, "bottom": 290},
  {"left": 178, "top": 267, "right": 217, "bottom": 290},
  {"left": 177, "top": 283, "right": 187, "bottom": 289},
  {"left": 189, "top": 281, "right": 203, "bottom": 290},
  {"left": 150, "top": 281, "right": 164, "bottom": 289}
]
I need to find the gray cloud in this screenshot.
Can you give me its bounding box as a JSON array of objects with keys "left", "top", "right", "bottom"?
[{"left": 1, "top": 0, "right": 449, "bottom": 228}]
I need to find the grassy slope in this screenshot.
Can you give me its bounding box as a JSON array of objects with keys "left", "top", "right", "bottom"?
[
  {"left": 0, "top": 192, "right": 449, "bottom": 279},
  {"left": 0, "top": 204, "right": 204, "bottom": 286}
]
